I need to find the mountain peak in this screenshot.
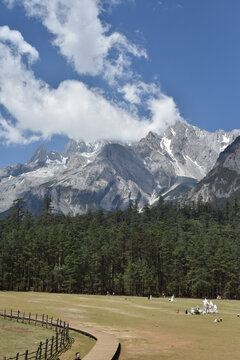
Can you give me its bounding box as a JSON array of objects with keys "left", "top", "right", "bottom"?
[
  {"left": 1, "top": 123, "right": 240, "bottom": 215},
  {"left": 63, "top": 139, "right": 88, "bottom": 157},
  {"left": 217, "top": 135, "right": 240, "bottom": 166},
  {"left": 187, "top": 135, "right": 240, "bottom": 203},
  {"left": 28, "top": 144, "right": 47, "bottom": 164}
]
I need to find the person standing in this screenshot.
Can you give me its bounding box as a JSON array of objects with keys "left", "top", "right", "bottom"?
[{"left": 75, "top": 352, "right": 81, "bottom": 360}]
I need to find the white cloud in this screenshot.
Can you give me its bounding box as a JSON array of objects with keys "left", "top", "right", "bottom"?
[
  {"left": 0, "top": 25, "right": 39, "bottom": 63},
  {"left": 0, "top": 117, "right": 40, "bottom": 144},
  {"left": 147, "top": 94, "right": 181, "bottom": 132},
  {"left": 119, "top": 81, "right": 160, "bottom": 105},
  {"left": 4, "top": 0, "right": 146, "bottom": 84},
  {"left": 0, "top": 26, "right": 182, "bottom": 144}
]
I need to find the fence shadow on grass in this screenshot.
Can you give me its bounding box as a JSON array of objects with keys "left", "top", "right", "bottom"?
[{"left": 0, "top": 309, "right": 70, "bottom": 360}]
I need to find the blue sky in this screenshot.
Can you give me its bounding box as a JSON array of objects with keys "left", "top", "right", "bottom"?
[{"left": 0, "top": 0, "right": 239, "bottom": 167}]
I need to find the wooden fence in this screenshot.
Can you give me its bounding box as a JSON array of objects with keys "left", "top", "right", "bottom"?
[{"left": 0, "top": 309, "right": 70, "bottom": 360}]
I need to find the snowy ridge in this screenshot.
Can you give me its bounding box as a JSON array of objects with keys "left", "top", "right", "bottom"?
[{"left": 0, "top": 121, "right": 240, "bottom": 215}]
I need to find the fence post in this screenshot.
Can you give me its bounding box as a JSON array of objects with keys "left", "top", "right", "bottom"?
[
  {"left": 28, "top": 312, "right": 31, "bottom": 325},
  {"left": 46, "top": 314, "right": 48, "bottom": 328},
  {"left": 63, "top": 329, "right": 65, "bottom": 346},
  {"left": 35, "top": 346, "right": 39, "bottom": 360},
  {"left": 16, "top": 353, "right": 19, "bottom": 360},
  {"left": 22, "top": 311, "right": 25, "bottom": 323},
  {"left": 4, "top": 308, "right": 6, "bottom": 319},
  {"left": 25, "top": 349, "right": 28, "bottom": 360},
  {"left": 42, "top": 314, "right": 44, "bottom": 326},
  {"left": 50, "top": 317, "right": 53, "bottom": 329},
  {"left": 44, "top": 339, "right": 48, "bottom": 360},
  {"left": 55, "top": 333, "right": 59, "bottom": 352},
  {"left": 60, "top": 330, "right": 63, "bottom": 348},
  {"left": 39, "top": 341, "right": 42, "bottom": 360},
  {"left": 63, "top": 322, "right": 66, "bottom": 345},
  {"left": 56, "top": 319, "right": 59, "bottom": 333},
  {"left": 50, "top": 336, "right": 54, "bottom": 356},
  {"left": 10, "top": 309, "right": 13, "bottom": 320},
  {"left": 17, "top": 310, "right": 20, "bottom": 323},
  {"left": 66, "top": 323, "right": 69, "bottom": 340},
  {"left": 35, "top": 313, "right": 38, "bottom": 326}
]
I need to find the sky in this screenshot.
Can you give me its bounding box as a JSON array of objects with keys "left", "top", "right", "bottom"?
[{"left": 0, "top": 0, "right": 239, "bottom": 167}]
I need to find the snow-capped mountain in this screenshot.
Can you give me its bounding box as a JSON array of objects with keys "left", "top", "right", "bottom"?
[
  {"left": 1, "top": 121, "right": 240, "bottom": 215},
  {"left": 187, "top": 135, "right": 240, "bottom": 203},
  {"left": 134, "top": 122, "right": 240, "bottom": 202}
]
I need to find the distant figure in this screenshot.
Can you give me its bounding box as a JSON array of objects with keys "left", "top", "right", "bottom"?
[
  {"left": 185, "top": 309, "right": 188, "bottom": 314},
  {"left": 195, "top": 305, "right": 200, "bottom": 315},
  {"left": 150, "top": 294, "right": 152, "bottom": 300},
  {"left": 75, "top": 352, "right": 81, "bottom": 360},
  {"left": 176, "top": 309, "right": 179, "bottom": 313}
]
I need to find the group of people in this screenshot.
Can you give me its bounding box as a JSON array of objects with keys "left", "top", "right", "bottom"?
[
  {"left": 202, "top": 298, "right": 218, "bottom": 314},
  {"left": 185, "top": 298, "right": 219, "bottom": 315}
]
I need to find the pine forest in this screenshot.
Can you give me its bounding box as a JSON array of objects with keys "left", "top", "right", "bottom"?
[{"left": 0, "top": 197, "right": 240, "bottom": 299}]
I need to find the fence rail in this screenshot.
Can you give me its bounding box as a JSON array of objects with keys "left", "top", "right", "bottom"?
[{"left": 0, "top": 309, "right": 70, "bottom": 360}]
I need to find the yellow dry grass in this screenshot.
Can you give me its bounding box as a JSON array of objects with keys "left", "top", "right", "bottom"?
[{"left": 1, "top": 292, "right": 240, "bottom": 360}]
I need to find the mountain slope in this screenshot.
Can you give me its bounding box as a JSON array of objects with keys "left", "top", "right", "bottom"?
[
  {"left": 0, "top": 122, "right": 240, "bottom": 214},
  {"left": 188, "top": 136, "right": 240, "bottom": 202}
]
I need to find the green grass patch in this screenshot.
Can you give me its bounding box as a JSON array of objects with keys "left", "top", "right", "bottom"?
[{"left": 0, "top": 317, "right": 54, "bottom": 357}]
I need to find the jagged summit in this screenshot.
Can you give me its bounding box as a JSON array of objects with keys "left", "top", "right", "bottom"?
[
  {"left": 63, "top": 139, "right": 88, "bottom": 157},
  {"left": 0, "top": 121, "right": 240, "bottom": 215},
  {"left": 216, "top": 135, "right": 240, "bottom": 168},
  {"left": 188, "top": 135, "right": 240, "bottom": 202},
  {"left": 28, "top": 144, "right": 48, "bottom": 164}
]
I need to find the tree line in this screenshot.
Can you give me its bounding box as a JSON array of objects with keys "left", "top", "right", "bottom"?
[{"left": 0, "top": 196, "right": 240, "bottom": 298}]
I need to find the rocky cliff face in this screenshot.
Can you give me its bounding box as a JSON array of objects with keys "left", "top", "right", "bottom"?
[
  {"left": 0, "top": 121, "right": 240, "bottom": 214},
  {"left": 187, "top": 136, "right": 240, "bottom": 203},
  {"left": 133, "top": 122, "right": 240, "bottom": 201}
]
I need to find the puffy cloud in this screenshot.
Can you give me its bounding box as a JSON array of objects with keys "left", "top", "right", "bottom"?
[
  {"left": 0, "top": 25, "right": 39, "bottom": 63},
  {"left": 119, "top": 81, "right": 160, "bottom": 105},
  {"left": 0, "top": 117, "right": 40, "bottom": 144},
  {"left": 147, "top": 94, "right": 182, "bottom": 132},
  {"left": 4, "top": 0, "right": 146, "bottom": 83},
  {"left": 0, "top": 0, "right": 182, "bottom": 144},
  {"left": 0, "top": 26, "right": 182, "bottom": 144}
]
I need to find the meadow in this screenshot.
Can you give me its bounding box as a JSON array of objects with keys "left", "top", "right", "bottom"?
[
  {"left": 0, "top": 292, "right": 240, "bottom": 360},
  {"left": 0, "top": 317, "right": 54, "bottom": 357}
]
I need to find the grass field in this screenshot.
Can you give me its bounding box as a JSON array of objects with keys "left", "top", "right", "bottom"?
[
  {"left": 0, "top": 314, "right": 95, "bottom": 360},
  {"left": 0, "top": 317, "right": 54, "bottom": 357},
  {"left": 1, "top": 292, "right": 240, "bottom": 360}
]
